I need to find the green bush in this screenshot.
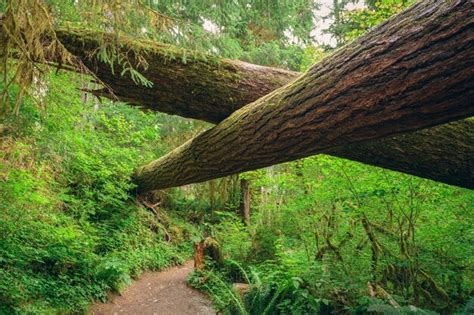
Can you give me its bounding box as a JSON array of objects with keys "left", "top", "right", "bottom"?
[{"left": 0, "top": 72, "right": 195, "bottom": 314}]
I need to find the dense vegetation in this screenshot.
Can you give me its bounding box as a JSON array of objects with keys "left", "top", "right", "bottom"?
[
  {"left": 0, "top": 72, "right": 204, "bottom": 313},
  {"left": 189, "top": 155, "right": 473, "bottom": 314},
  {"left": 1, "top": 0, "right": 473, "bottom": 314}
]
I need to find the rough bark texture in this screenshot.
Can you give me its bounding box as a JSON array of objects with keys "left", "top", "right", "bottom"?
[
  {"left": 133, "top": 0, "right": 474, "bottom": 192},
  {"left": 55, "top": 10, "right": 473, "bottom": 189},
  {"left": 2, "top": 4, "right": 472, "bottom": 188},
  {"left": 193, "top": 241, "right": 205, "bottom": 271},
  {"left": 55, "top": 29, "right": 297, "bottom": 124},
  {"left": 327, "top": 120, "right": 474, "bottom": 189}
]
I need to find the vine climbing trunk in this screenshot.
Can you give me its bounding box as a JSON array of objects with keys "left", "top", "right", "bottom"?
[{"left": 133, "top": 0, "right": 474, "bottom": 192}]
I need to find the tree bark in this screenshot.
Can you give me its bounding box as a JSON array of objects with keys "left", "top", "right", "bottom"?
[
  {"left": 56, "top": 14, "right": 473, "bottom": 189},
  {"left": 240, "top": 179, "right": 250, "bottom": 225},
  {"left": 133, "top": 0, "right": 474, "bottom": 192},
  {"left": 55, "top": 28, "right": 297, "bottom": 124},
  {"left": 193, "top": 237, "right": 224, "bottom": 271},
  {"left": 2, "top": 3, "right": 472, "bottom": 188},
  {"left": 327, "top": 119, "right": 474, "bottom": 188}
]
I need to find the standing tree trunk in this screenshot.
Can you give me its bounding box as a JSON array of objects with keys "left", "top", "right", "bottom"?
[
  {"left": 240, "top": 179, "right": 250, "bottom": 225},
  {"left": 133, "top": 0, "right": 474, "bottom": 192},
  {"left": 193, "top": 237, "right": 224, "bottom": 271}
]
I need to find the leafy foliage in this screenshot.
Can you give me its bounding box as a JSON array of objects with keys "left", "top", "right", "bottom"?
[
  {"left": 1, "top": 1, "right": 473, "bottom": 314},
  {"left": 326, "top": 0, "right": 415, "bottom": 45},
  {"left": 148, "top": 0, "right": 318, "bottom": 68},
  {"left": 193, "top": 155, "right": 473, "bottom": 314},
  {"left": 0, "top": 72, "right": 197, "bottom": 314}
]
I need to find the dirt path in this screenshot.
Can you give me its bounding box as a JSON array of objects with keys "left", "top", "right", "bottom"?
[{"left": 90, "top": 261, "right": 215, "bottom": 315}]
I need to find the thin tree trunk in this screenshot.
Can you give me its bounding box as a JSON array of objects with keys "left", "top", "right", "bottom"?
[
  {"left": 240, "top": 179, "right": 250, "bottom": 225},
  {"left": 133, "top": 0, "right": 474, "bottom": 192}
]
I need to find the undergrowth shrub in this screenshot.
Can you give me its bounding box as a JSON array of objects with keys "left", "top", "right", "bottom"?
[
  {"left": 212, "top": 211, "right": 251, "bottom": 262},
  {"left": 188, "top": 257, "right": 330, "bottom": 315},
  {"left": 0, "top": 73, "right": 196, "bottom": 314}
]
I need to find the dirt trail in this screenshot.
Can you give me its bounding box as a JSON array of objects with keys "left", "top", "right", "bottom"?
[{"left": 90, "top": 261, "right": 215, "bottom": 315}]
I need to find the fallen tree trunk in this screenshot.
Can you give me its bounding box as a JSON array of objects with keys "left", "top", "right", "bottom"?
[
  {"left": 2, "top": 4, "right": 472, "bottom": 188},
  {"left": 327, "top": 120, "right": 473, "bottom": 188},
  {"left": 133, "top": 0, "right": 474, "bottom": 192},
  {"left": 55, "top": 29, "right": 297, "bottom": 124},
  {"left": 55, "top": 21, "right": 473, "bottom": 189}
]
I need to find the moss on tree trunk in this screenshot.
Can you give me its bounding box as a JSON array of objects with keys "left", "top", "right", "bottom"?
[
  {"left": 133, "top": 0, "right": 474, "bottom": 191},
  {"left": 2, "top": 2, "right": 472, "bottom": 188}
]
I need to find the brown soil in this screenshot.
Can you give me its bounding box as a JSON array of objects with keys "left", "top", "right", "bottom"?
[{"left": 89, "top": 261, "right": 216, "bottom": 315}]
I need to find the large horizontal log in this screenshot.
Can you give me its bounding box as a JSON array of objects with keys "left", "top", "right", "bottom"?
[
  {"left": 57, "top": 22, "right": 474, "bottom": 189},
  {"left": 132, "top": 0, "right": 474, "bottom": 192},
  {"left": 2, "top": 6, "right": 472, "bottom": 188},
  {"left": 55, "top": 29, "right": 297, "bottom": 124},
  {"left": 327, "top": 119, "right": 474, "bottom": 188}
]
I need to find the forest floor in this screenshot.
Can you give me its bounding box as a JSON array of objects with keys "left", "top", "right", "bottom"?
[{"left": 89, "top": 261, "right": 216, "bottom": 315}]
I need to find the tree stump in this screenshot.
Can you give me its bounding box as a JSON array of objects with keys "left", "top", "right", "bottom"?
[{"left": 193, "top": 237, "right": 224, "bottom": 271}]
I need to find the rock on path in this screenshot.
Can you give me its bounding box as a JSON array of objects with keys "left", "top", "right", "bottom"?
[{"left": 90, "top": 261, "right": 215, "bottom": 315}]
